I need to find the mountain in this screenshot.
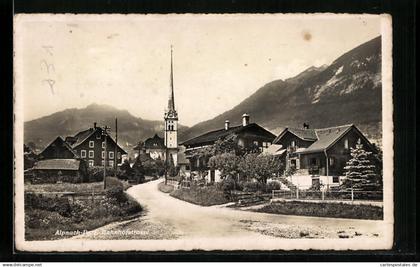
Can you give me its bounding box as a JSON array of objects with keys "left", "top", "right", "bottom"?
[
  {"left": 24, "top": 103, "right": 188, "bottom": 153},
  {"left": 180, "top": 36, "right": 383, "bottom": 146}
]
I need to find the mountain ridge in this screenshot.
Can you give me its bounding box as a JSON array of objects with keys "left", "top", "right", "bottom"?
[{"left": 179, "top": 36, "right": 382, "bottom": 145}]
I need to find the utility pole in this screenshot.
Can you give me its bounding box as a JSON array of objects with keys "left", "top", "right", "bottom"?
[{"left": 102, "top": 125, "right": 111, "bottom": 190}]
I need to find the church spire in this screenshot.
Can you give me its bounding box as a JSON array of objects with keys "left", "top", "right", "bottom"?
[{"left": 168, "top": 45, "right": 175, "bottom": 111}]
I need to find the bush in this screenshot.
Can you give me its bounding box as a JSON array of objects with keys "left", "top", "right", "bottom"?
[
  {"left": 220, "top": 177, "right": 235, "bottom": 192},
  {"left": 266, "top": 181, "right": 281, "bottom": 192},
  {"left": 255, "top": 201, "right": 383, "bottom": 220}
]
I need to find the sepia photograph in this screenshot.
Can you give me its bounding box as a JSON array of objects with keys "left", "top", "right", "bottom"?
[{"left": 13, "top": 13, "right": 393, "bottom": 251}]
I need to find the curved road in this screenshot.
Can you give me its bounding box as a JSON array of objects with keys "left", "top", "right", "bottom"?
[{"left": 74, "top": 179, "right": 388, "bottom": 249}]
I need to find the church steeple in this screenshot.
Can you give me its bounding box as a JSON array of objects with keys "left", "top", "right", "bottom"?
[
  {"left": 167, "top": 45, "right": 175, "bottom": 112},
  {"left": 164, "top": 45, "right": 178, "bottom": 165}
]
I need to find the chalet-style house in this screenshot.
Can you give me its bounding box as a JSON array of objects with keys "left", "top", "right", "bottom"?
[
  {"left": 181, "top": 114, "right": 276, "bottom": 182},
  {"left": 134, "top": 134, "right": 166, "bottom": 161},
  {"left": 272, "top": 123, "right": 376, "bottom": 189},
  {"left": 38, "top": 123, "right": 127, "bottom": 168},
  {"left": 29, "top": 159, "right": 88, "bottom": 183}
]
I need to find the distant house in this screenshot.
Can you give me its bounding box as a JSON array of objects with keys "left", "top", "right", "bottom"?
[
  {"left": 134, "top": 134, "right": 166, "bottom": 160},
  {"left": 29, "top": 159, "right": 88, "bottom": 183},
  {"left": 272, "top": 123, "right": 377, "bottom": 189},
  {"left": 181, "top": 114, "right": 276, "bottom": 183}
]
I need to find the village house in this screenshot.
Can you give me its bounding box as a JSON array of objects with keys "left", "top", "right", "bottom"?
[
  {"left": 134, "top": 134, "right": 166, "bottom": 160},
  {"left": 64, "top": 122, "right": 127, "bottom": 167},
  {"left": 181, "top": 113, "right": 276, "bottom": 183},
  {"left": 272, "top": 123, "right": 377, "bottom": 189},
  {"left": 37, "top": 123, "right": 127, "bottom": 169}
]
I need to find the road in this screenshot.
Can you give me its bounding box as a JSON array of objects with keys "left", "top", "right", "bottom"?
[{"left": 77, "top": 179, "right": 383, "bottom": 244}]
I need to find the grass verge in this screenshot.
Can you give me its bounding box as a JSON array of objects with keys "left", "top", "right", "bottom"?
[
  {"left": 24, "top": 178, "right": 141, "bottom": 240},
  {"left": 169, "top": 185, "right": 230, "bottom": 206},
  {"left": 253, "top": 201, "right": 383, "bottom": 220},
  {"left": 157, "top": 182, "right": 175, "bottom": 193}
]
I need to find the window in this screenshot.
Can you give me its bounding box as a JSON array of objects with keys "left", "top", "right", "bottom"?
[
  {"left": 310, "top": 158, "right": 317, "bottom": 165},
  {"left": 96, "top": 133, "right": 101, "bottom": 139},
  {"left": 109, "top": 161, "right": 114, "bottom": 167},
  {"left": 88, "top": 150, "right": 94, "bottom": 158},
  {"left": 253, "top": 141, "right": 259, "bottom": 146},
  {"left": 101, "top": 160, "right": 105, "bottom": 166},
  {"left": 291, "top": 140, "right": 296, "bottom": 147},
  {"left": 329, "top": 157, "right": 335, "bottom": 166},
  {"left": 117, "top": 152, "right": 121, "bottom": 159},
  {"left": 81, "top": 150, "right": 86, "bottom": 158},
  {"left": 89, "top": 141, "right": 94, "bottom": 148},
  {"left": 88, "top": 160, "right": 94, "bottom": 167},
  {"left": 102, "top": 151, "right": 105, "bottom": 159},
  {"left": 333, "top": 176, "right": 340, "bottom": 183},
  {"left": 344, "top": 138, "right": 349, "bottom": 149},
  {"left": 109, "top": 151, "right": 114, "bottom": 159},
  {"left": 102, "top": 141, "right": 105, "bottom": 148}
]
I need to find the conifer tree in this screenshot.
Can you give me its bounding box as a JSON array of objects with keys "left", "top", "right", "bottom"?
[{"left": 342, "top": 139, "right": 379, "bottom": 191}]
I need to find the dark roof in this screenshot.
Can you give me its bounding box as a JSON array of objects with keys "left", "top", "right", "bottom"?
[
  {"left": 298, "top": 124, "right": 354, "bottom": 153},
  {"left": 33, "top": 159, "right": 81, "bottom": 170},
  {"left": 68, "top": 126, "right": 127, "bottom": 154},
  {"left": 181, "top": 123, "right": 275, "bottom": 146},
  {"left": 144, "top": 134, "right": 165, "bottom": 149},
  {"left": 39, "top": 136, "right": 79, "bottom": 158},
  {"left": 273, "top": 127, "right": 317, "bottom": 143}
]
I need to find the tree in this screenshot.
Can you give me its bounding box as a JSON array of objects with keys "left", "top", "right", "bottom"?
[
  {"left": 342, "top": 139, "right": 380, "bottom": 191},
  {"left": 239, "top": 153, "right": 283, "bottom": 184},
  {"left": 119, "top": 159, "right": 133, "bottom": 180},
  {"left": 132, "top": 157, "right": 145, "bottom": 184},
  {"left": 208, "top": 153, "right": 242, "bottom": 179}
]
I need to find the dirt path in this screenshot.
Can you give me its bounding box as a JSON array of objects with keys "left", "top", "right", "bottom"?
[{"left": 75, "top": 178, "right": 386, "bottom": 241}]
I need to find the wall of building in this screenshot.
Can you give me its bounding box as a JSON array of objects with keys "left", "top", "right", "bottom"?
[{"left": 74, "top": 134, "right": 123, "bottom": 167}]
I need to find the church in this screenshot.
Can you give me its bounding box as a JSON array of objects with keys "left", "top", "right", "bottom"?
[{"left": 137, "top": 46, "right": 181, "bottom": 167}]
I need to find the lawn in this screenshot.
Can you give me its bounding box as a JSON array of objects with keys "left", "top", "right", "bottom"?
[
  {"left": 253, "top": 201, "right": 383, "bottom": 220},
  {"left": 157, "top": 182, "right": 175, "bottom": 193},
  {"left": 24, "top": 177, "right": 141, "bottom": 240},
  {"left": 169, "top": 185, "right": 230, "bottom": 206}
]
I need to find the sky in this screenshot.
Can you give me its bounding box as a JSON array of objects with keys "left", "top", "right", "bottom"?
[{"left": 15, "top": 14, "right": 383, "bottom": 126}]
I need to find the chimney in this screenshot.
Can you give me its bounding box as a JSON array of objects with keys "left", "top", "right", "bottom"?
[
  {"left": 94, "top": 122, "right": 97, "bottom": 129},
  {"left": 303, "top": 123, "right": 309, "bottom": 129},
  {"left": 224, "top": 120, "right": 230, "bottom": 130},
  {"left": 242, "top": 113, "right": 250, "bottom": 126}
]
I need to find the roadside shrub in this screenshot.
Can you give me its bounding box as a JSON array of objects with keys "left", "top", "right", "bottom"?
[
  {"left": 221, "top": 177, "right": 236, "bottom": 192},
  {"left": 266, "top": 181, "right": 281, "bottom": 192},
  {"left": 105, "top": 186, "right": 127, "bottom": 204},
  {"left": 25, "top": 193, "right": 72, "bottom": 217},
  {"left": 170, "top": 185, "right": 229, "bottom": 206}
]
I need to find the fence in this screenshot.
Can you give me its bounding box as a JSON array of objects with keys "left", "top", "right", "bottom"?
[{"left": 272, "top": 189, "right": 383, "bottom": 202}]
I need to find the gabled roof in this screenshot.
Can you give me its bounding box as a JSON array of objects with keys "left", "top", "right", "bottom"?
[
  {"left": 33, "top": 159, "right": 81, "bottom": 171},
  {"left": 68, "top": 127, "right": 127, "bottom": 154},
  {"left": 273, "top": 127, "right": 317, "bottom": 143},
  {"left": 298, "top": 124, "right": 354, "bottom": 153},
  {"left": 39, "top": 136, "right": 79, "bottom": 158},
  {"left": 180, "top": 123, "right": 275, "bottom": 146}
]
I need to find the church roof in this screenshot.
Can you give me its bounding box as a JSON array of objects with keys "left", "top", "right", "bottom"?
[{"left": 144, "top": 134, "right": 165, "bottom": 149}]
